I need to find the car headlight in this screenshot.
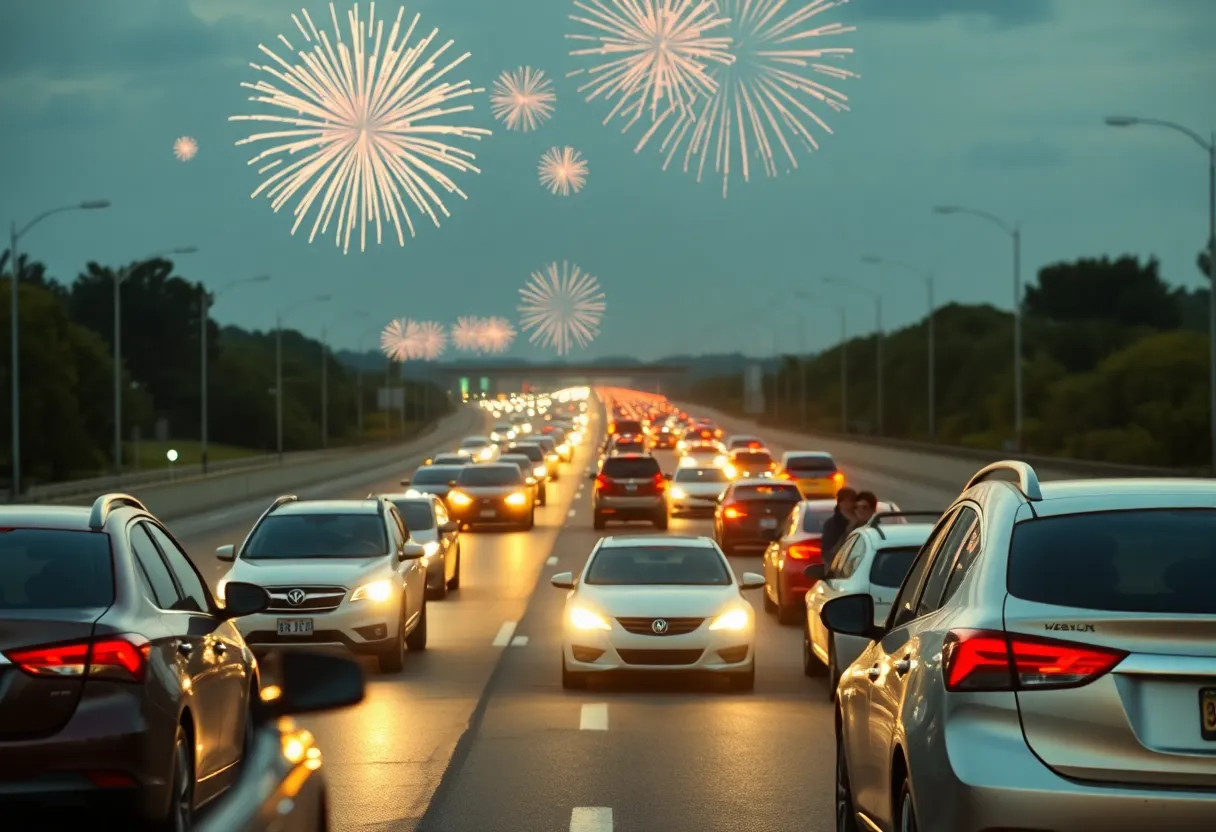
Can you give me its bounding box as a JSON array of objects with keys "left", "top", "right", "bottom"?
[
  {"left": 448, "top": 490, "right": 473, "bottom": 506},
  {"left": 478, "top": 447, "right": 494, "bottom": 460},
  {"left": 678, "top": 455, "right": 696, "bottom": 468},
  {"left": 532, "top": 465, "right": 547, "bottom": 477},
  {"left": 505, "top": 491, "right": 528, "bottom": 506},
  {"left": 351, "top": 579, "right": 394, "bottom": 603},
  {"left": 714, "top": 455, "right": 728, "bottom": 468},
  {"left": 546, "top": 453, "right": 559, "bottom": 462},
  {"left": 507, "top": 430, "right": 516, "bottom": 439},
  {"left": 568, "top": 606, "right": 612, "bottom": 631},
  {"left": 422, "top": 540, "right": 441, "bottom": 557},
  {"left": 558, "top": 444, "right": 570, "bottom": 455},
  {"left": 708, "top": 607, "right": 751, "bottom": 631},
  {"left": 490, "top": 432, "right": 501, "bottom": 441},
  {"left": 723, "top": 465, "right": 738, "bottom": 478},
  {"left": 570, "top": 431, "right": 582, "bottom": 444},
  {"left": 216, "top": 577, "right": 228, "bottom": 602},
  {"left": 669, "top": 486, "right": 688, "bottom": 499}
]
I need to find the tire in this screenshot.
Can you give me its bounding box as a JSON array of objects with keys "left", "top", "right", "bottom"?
[
  {"left": 728, "top": 662, "right": 755, "bottom": 692},
  {"left": 778, "top": 595, "right": 800, "bottom": 626},
  {"left": 521, "top": 510, "right": 535, "bottom": 531},
  {"left": 763, "top": 586, "right": 777, "bottom": 613},
  {"left": 835, "top": 729, "right": 861, "bottom": 832},
  {"left": 804, "top": 623, "right": 826, "bottom": 677},
  {"left": 652, "top": 512, "right": 668, "bottom": 531},
  {"left": 447, "top": 545, "right": 461, "bottom": 590},
  {"left": 377, "top": 603, "right": 407, "bottom": 673},
  {"left": 538, "top": 487, "right": 547, "bottom": 506},
  {"left": 593, "top": 511, "right": 606, "bottom": 530},
  {"left": 158, "top": 725, "right": 194, "bottom": 831},
  {"left": 826, "top": 636, "right": 840, "bottom": 702},
  {"left": 896, "top": 774, "right": 919, "bottom": 832},
  {"left": 406, "top": 599, "right": 428, "bottom": 651},
  {"left": 428, "top": 562, "right": 448, "bottom": 600},
  {"left": 561, "top": 655, "right": 587, "bottom": 690}
]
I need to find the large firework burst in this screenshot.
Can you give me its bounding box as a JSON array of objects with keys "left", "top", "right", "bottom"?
[
  {"left": 637, "top": 0, "right": 857, "bottom": 197},
  {"left": 490, "top": 67, "right": 557, "bottom": 132},
  {"left": 410, "top": 320, "right": 448, "bottom": 360},
  {"left": 174, "top": 136, "right": 198, "bottom": 161},
  {"left": 538, "top": 147, "right": 589, "bottom": 196},
  {"left": 567, "top": 0, "right": 734, "bottom": 130},
  {"left": 230, "top": 3, "right": 492, "bottom": 254},
  {"left": 518, "top": 262, "right": 606, "bottom": 356},
  {"left": 479, "top": 316, "right": 517, "bottom": 354},
  {"left": 451, "top": 316, "right": 487, "bottom": 352},
  {"left": 380, "top": 318, "right": 416, "bottom": 361}
]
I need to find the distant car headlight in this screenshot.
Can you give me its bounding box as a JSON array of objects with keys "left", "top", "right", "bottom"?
[
  {"left": 351, "top": 579, "right": 394, "bottom": 603},
  {"left": 568, "top": 606, "right": 612, "bottom": 631},
  {"left": 448, "top": 490, "right": 473, "bottom": 507},
  {"left": 505, "top": 491, "right": 528, "bottom": 506},
  {"left": 558, "top": 443, "right": 570, "bottom": 455},
  {"left": 422, "top": 540, "right": 441, "bottom": 557},
  {"left": 533, "top": 465, "right": 547, "bottom": 477},
  {"left": 713, "top": 455, "right": 728, "bottom": 468},
  {"left": 708, "top": 607, "right": 751, "bottom": 631},
  {"left": 507, "top": 430, "right": 517, "bottom": 439},
  {"left": 723, "top": 464, "right": 738, "bottom": 478},
  {"left": 478, "top": 447, "right": 494, "bottom": 460},
  {"left": 678, "top": 455, "right": 696, "bottom": 468},
  {"left": 668, "top": 486, "right": 688, "bottom": 499},
  {"left": 570, "top": 431, "right": 582, "bottom": 444},
  {"left": 490, "top": 432, "right": 501, "bottom": 441},
  {"left": 546, "top": 453, "right": 559, "bottom": 462}
]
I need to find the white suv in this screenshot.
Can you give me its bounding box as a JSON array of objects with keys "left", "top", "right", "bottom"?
[{"left": 216, "top": 495, "right": 428, "bottom": 673}]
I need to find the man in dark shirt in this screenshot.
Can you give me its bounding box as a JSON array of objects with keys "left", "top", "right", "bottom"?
[{"left": 821, "top": 487, "right": 858, "bottom": 557}]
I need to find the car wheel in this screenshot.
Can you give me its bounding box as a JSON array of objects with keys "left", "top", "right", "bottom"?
[
  {"left": 896, "top": 775, "right": 919, "bottom": 832},
  {"left": 652, "top": 512, "right": 668, "bottom": 531},
  {"left": 159, "top": 725, "right": 194, "bottom": 831},
  {"left": 405, "top": 599, "right": 428, "bottom": 651},
  {"left": 835, "top": 730, "right": 861, "bottom": 832},
  {"left": 447, "top": 545, "right": 461, "bottom": 590},
  {"left": 377, "top": 603, "right": 407, "bottom": 673},
  {"left": 826, "top": 636, "right": 840, "bottom": 702},
  {"left": 763, "top": 584, "right": 777, "bottom": 613},
  {"left": 522, "top": 511, "right": 535, "bottom": 531},
  {"left": 728, "top": 662, "right": 755, "bottom": 692},
  {"left": 428, "top": 561, "right": 448, "bottom": 600},
  {"left": 777, "top": 591, "right": 800, "bottom": 626},
  {"left": 593, "top": 511, "right": 606, "bottom": 530},
  {"left": 539, "top": 486, "right": 547, "bottom": 506},
  {"left": 804, "top": 623, "right": 826, "bottom": 677},
  {"left": 561, "top": 654, "right": 587, "bottom": 690}
]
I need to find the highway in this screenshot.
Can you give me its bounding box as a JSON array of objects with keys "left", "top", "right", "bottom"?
[{"left": 180, "top": 403, "right": 969, "bottom": 831}]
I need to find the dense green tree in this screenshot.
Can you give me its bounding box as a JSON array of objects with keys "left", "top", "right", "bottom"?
[{"left": 1024, "top": 255, "right": 1180, "bottom": 329}]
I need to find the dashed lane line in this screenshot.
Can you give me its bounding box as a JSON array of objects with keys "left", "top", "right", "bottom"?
[
  {"left": 547, "top": 556, "right": 559, "bottom": 566},
  {"left": 492, "top": 621, "right": 517, "bottom": 647},
  {"left": 510, "top": 635, "right": 529, "bottom": 647},
  {"left": 579, "top": 703, "right": 608, "bottom": 731},
  {"left": 570, "top": 808, "right": 613, "bottom": 832}
]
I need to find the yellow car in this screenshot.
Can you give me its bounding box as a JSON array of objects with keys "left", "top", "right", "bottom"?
[{"left": 776, "top": 451, "right": 844, "bottom": 498}]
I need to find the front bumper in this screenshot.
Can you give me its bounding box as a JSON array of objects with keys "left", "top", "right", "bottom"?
[
  {"left": 237, "top": 602, "right": 401, "bottom": 656},
  {"left": 563, "top": 626, "right": 753, "bottom": 674},
  {"left": 449, "top": 500, "right": 532, "bottom": 524},
  {"left": 668, "top": 496, "right": 719, "bottom": 516}
]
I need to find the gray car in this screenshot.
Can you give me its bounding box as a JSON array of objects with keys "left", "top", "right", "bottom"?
[
  {"left": 591, "top": 453, "right": 669, "bottom": 531},
  {"left": 383, "top": 494, "right": 461, "bottom": 600},
  {"left": 822, "top": 461, "right": 1216, "bottom": 832}
]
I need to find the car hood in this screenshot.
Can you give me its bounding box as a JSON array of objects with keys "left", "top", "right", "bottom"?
[
  {"left": 454, "top": 485, "right": 524, "bottom": 496},
  {"left": 573, "top": 584, "right": 740, "bottom": 617},
  {"left": 226, "top": 556, "right": 391, "bottom": 588}
]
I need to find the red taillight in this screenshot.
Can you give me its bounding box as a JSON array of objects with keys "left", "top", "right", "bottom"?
[
  {"left": 723, "top": 506, "right": 745, "bottom": 520},
  {"left": 787, "top": 542, "right": 822, "bottom": 561},
  {"left": 776, "top": 470, "right": 792, "bottom": 480},
  {"left": 832, "top": 472, "right": 845, "bottom": 487},
  {"left": 5, "top": 636, "right": 149, "bottom": 683},
  {"left": 652, "top": 472, "right": 666, "bottom": 490},
  {"left": 942, "top": 630, "right": 1126, "bottom": 693},
  {"left": 594, "top": 474, "right": 611, "bottom": 490}
]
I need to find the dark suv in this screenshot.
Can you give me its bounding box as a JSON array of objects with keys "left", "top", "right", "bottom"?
[{"left": 591, "top": 454, "right": 669, "bottom": 530}]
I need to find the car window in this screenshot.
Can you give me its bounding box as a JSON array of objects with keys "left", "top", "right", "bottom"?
[
  {"left": 838, "top": 537, "right": 868, "bottom": 579},
  {"left": 869, "top": 546, "right": 921, "bottom": 589},
  {"left": 458, "top": 465, "right": 524, "bottom": 486},
  {"left": 601, "top": 456, "right": 661, "bottom": 478},
  {"left": 730, "top": 484, "right": 801, "bottom": 500},
  {"left": 585, "top": 545, "right": 730, "bottom": 586},
  {"left": 827, "top": 537, "right": 857, "bottom": 579},
  {"left": 394, "top": 501, "right": 436, "bottom": 530},
  {"left": 0, "top": 529, "right": 114, "bottom": 609},
  {"left": 915, "top": 507, "right": 979, "bottom": 617},
  {"left": 731, "top": 451, "right": 772, "bottom": 465},
  {"left": 243, "top": 513, "right": 389, "bottom": 558},
  {"left": 129, "top": 524, "right": 181, "bottom": 609},
  {"left": 413, "top": 465, "right": 464, "bottom": 484},
  {"left": 512, "top": 445, "right": 545, "bottom": 462},
  {"left": 145, "top": 523, "right": 209, "bottom": 613},
  {"left": 885, "top": 509, "right": 958, "bottom": 630},
  {"left": 802, "top": 505, "right": 838, "bottom": 533},
  {"left": 673, "top": 467, "right": 728, "bottom": 483},
  {"left": 939, "top": 520, "right": 983, "bottom": 606},
  {"left": 388, "top": 508, "right": 407, "bottom": 549},
  {"left": 784, "top": 455, "right": 837, "bottom": 474}
]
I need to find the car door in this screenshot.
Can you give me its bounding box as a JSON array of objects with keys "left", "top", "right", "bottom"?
[
  {"left": 765, "top": 507, "right": 799, "bottom": 602},
  {"left": 389, "top": 508, "right": 424, "bottom": 624},
  {"left": 433, "top": 502, "right": 457, "bottom": 583},
  {"left": 808, "top": 536, "right": 858, "bottom": 657}
]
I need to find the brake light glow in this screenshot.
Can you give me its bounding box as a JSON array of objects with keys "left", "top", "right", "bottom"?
[
  {"left": 942, "top": 630, "right": 1127, "bottom": 692},
  {"left": 723, "top": 506, "right": 745, "bottom": 520},
  {"left": 832, "top": 472, "right": 845, "bottom": 487},
  {"left": 594, "top": 474, "right": 611, "bottom": 490},
  {"left": 5, "top": 636, "right": 150, "bottom": 683},
  {"left": 787, "top": 542, "right": 822, "bottom": 561},
  {"left": 652, "top": 472, "right": 666, "bottom": 490}
]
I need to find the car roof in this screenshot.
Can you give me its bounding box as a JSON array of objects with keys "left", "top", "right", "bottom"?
[
  {"left": 275, "top": 499, "right": 383, "bottom": 515},
  {"left": 500, "top": 453, "right": 531, "bottom": 460},
  {"left": 0, "top": 504, "right": 98, "bottom": 531},
  {"left": 382, "top": 493, "right": 438, "bottom": 505},
  {"left": 857, "top": 523, "right": 935, "bottom": 546},
  {"left": 599, "top": 534, "right": 715, "bottom": 549},
  {"left": 461, "top": 435, "right": 491, "bottom": 443},
  {"left": 1036, "top": 478, "right": 1216, "bottom": 500},
  {"left": 783, "top": 450, "right": 834, "bottom": 460}
]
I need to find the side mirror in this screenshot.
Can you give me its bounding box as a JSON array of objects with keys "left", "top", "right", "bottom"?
[
  {"left": 400, "top": 542, "right": 426, "bottom": 560},
  {"left": 220, "top": 582, "right": 270, "bottom": 619},
  {"left": 253, "top": 651, "right": 365, "bottom": 721},
  {"left": 399, "top": 478, "right": 411, "bottom": 486},
  {"left": 803, "top": 563, "right": 826, "bottom": 581},
  {"left": 215, "top": 544, "right": 236, "bottom": 563},
  {"left": 739, "top": 572, "right": 765, "bottom": 590},
  {"left": 550, "top": 571, "right": 576, "bottom": 590},
  {"left": 820, "top": 594, "right": 881, "bottom": 640},
  {"left": 439, "top": 521, "right": 458, "bottom": 533}
]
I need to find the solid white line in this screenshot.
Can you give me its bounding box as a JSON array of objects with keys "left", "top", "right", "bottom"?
[
  {"left": 580, "top": 703, "right": 608, "bottom": 731},
  {"left": 570, "top": 807, "right": 612, "bottom": 832},
  {"left": 492, "top": 621, "right": 517, "bottom": 647},
  {"left": 511, "top": 635, "right": 529, "bottom": 647},
  {"left": 547, "top": 556, "right": 559, "bottom": 566}
]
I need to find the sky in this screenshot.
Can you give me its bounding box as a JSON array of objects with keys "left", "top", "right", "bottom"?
[{"left": 1, "top": 0, "right": 1214, "bottom": 361}]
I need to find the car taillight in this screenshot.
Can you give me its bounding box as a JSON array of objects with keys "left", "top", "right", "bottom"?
[
  {"left": 787, "top": 542, "right": 822, "bottom": 561},
  {"left": 723, "top": 506, "right": 745, "bottom": 519},
  {"left": 776, "top": 471, "right": 792, "bottom": 480},
  {"left": 832, "top": 472, "right": 845, "bottom": 487},
  {"left": 5, "top": 636, "right": 149, "bottom": 683},
  {"left": 942, "top": 630, "right": 1126, "bottom": 693},
  {"left": 652, "top": 472, "right": 665, "bottom": 490},
  {"left": 594, "top": 474, "right": 611, "bottom": 490}
]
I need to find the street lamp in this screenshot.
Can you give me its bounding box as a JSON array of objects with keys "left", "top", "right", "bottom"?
[
  {"left": 793, "top": 291, "right": 848, "bottom": 432},
  {"left": 114, "top": 246, "right": 198, "bottom": 478},
  {"left": 863, "top": 256, "right": 937, "bottom": 440},
  {"left": 823, "top": 277, "right": 883, "bottom": 435},
  {"left": 276, "top": 295, "right": 332, "bottom": 461},
  {"left": 1105, "top": 115, "right": 1216, "bottom": 471},
  {"left": 320, "top": 311, "right": 370, "bottom": 448},
  {"left": 8, "top": 199, "right": 110, "bottom": 499},
  {"left": 200, "top": 274, "right": 270, "bottom": 472},
  {"left": 934, "top": 204, "right": 1022, "bottom": 450}
]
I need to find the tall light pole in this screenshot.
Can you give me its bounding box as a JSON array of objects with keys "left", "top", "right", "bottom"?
[
  {"left": 8, "top": 199, "right": 110, "bottom": 498},
  {"left": 320, "top": 311, "right": 369, "bottom": 448},
  {"left": 200, "top": 274, "right": 270, "bottom": 472},
  {"left": 114, "top": 246, "right": 198, "bottom": 478},
  {"left": 934, "top": 205, "right": 1022, "bottom": 450},
  {"left": 1105, "top": 115, "right": 1215, "bottom": 472},
  {"left": 824, "top": 277, "right": 883, "bottom": 435},
  {"left": 793, "top": 291, "right": 848, "bottom": 432},
  {"left": 863, "top": 256, "right": 937, "bottom": 440},
  {"left": 276, "top": 295, "right": 331, "bottom": 461}
]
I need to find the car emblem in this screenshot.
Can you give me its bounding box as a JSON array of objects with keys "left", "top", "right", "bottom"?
[
  {"left": 286, "top": 589, "right": 307, "bottom": 606},
  {"left": 651, "top": 619, "right": 669, "bottom": 634}
]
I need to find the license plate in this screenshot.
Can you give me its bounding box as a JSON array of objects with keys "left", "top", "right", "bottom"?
[
  {"left": 1201, "top": 687, "right": 1216, "bottom": 740},
  {"left": 277, "top": 619, "right": 313, "bottom": 636},
  {"left": 626, "top": 484, "right": 637, "bottom": 492},
  {"left": 760, "top": 518, "right": 778, "bottom": 529},
  {"left": 480, "top": 509, "right": 497, "bottom": 518}
]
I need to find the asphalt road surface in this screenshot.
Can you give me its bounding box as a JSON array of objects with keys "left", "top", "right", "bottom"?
[{"left": 175, "top": 405, "right": 969, "bottom": 832}]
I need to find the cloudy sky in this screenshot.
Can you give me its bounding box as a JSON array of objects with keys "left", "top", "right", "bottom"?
[{"left": 2, "top": 0, "right": 1213, "bottom": 360}]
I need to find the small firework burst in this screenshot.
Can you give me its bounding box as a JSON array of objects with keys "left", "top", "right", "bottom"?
[
  {"left": 380, "top": 318, "right": 416, "bottom": 362},
  {"left": 538, "top": 147, "right": 589, "bottom": 196},
  {"left": 479, "top": 316, "right": 517, "bottom": 353},
  {"left": 518, "top": 261, "right": 606, "bottom": 355},
  {"left": 410, "top": 321, "right": 448, "bottom": 361},
  {"left": 452, "top": 316, "right": 488, "bottom": 352},
  {"left": 174, "top": 136, "right": 198, "bottom": 161},
  {"left": 490, "top": 67, "right": 557, "bottom": 132}
]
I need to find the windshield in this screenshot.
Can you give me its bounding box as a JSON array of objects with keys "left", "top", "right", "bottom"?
[
  {"left": 674, "top": 467, "right": 729, "bottom": 483},
  {"left": 458, "top": 466, "right": 523, "bottom": 486},
  {"left": 601, "top": 457, "right": 662, "bottom": 478},
  {"left": 512, "top": 444, "right": 545, "bottom": 462},
  {"left": 731, "top": 451, "right": 772, "bottom": 465},
  {"left": 243, "top": 514, "right": 388, "bottom": 559},
  {"left": 392, "top": 501, "right": 436, "bottom": 530},
  {"left": 802, "top": 506, "right": 839, "bottom": 533},
  {"left": 0, "top": 530, "right": 114, "bottom": 609},
  {"left": 731, "top": 484, "right": 801, "bottom": 501},
  {"left": 585, "top": 545, "right": 731, "bottom": 586},
  {"left": 786, "top": 456, "right": 837, "bottom": 474},
  {"left": 413, "top": 466, "right": 463, "bottom": 484}
]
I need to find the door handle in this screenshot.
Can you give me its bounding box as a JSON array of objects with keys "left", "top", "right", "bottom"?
[
  {"left": 866, "top": 665, "right": 880, "bottom": 681},
  {"left": 893, "top": 658, "right": 911, "bottom": 676},
  {"left": 177, "top": 641, "right": 194, "bottom": 656}
]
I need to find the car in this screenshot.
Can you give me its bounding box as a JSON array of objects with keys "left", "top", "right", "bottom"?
[
  {"left": 761, "top": 499, "right": 903, "bottom": 625},
  {"left": 457, "top": 436, "right": 500, "bottom": 462},
  {"left": 726, "top": 447, "right": 775, "bottom": 479},
  {"left": 489, "top": 422, "right": 516, "bottom": 445},
  {"left": 678, "top": 443, "right": 728, "bottom": 470},
  {"left": 382, "top": 493, "right": 462, "bottom": 600},
  {"left": 510, "top": 442, "right": 553, "bottom": 486},
  {"left": 530, "top": 435, "right": 563, "bottom": 479},
  {"left": 725, "top": 434, "right": 765, "bottom": 452},
  {"left": 649, "top": 424, "right": 678, "bottom": 450},
  {"left": 550, "top": 536, "right": 766, "bottom": 691},
  {"left": 216, "top": 496, "right": 429, "bottom": 674},
  {"left": 667, "top": 465, "right": 732, "bottom": 517},
  {"left": 606, "top": 434, "right": 647, "bottom": 457},
  {"left": 402, "top": 463, "right": 466, "bottom": 503},
  {"left": 424, "top": 452, "right": 469, "bottom": 467},
  {"left": 713, "top": 480, "right": 802, "bottom": 555},
  {"left": 775, "top": 451, "right": 844, "bottom": 498},
  {"left": 445, "top": 463, "right": 536, "bottom": 531},
  {"left": 500, "top": 452, "right": 547, "bottom": 505},
  {"left": 608, "top": 418, "right": 644, "bottom": 437},
  {"left": 0, "top": 494, "right": 271, "bottom": 828},
  {"left": 801, "top": 511, "right": 935, "bottom": 686},
  {"left": 591, "top": 453, "right": 669, "bottom": 530},
  {"left": 677, "top": 425, "right": 719, "bottom": 452},
  {"left": 823, "top": 461, "right": 1216, "bottom": 832}
]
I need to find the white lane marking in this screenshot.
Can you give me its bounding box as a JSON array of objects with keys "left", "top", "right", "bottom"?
[
  {"left": 570, "top": 807, "right": 612, "bottom": 832},
  {"left": 492, "top": 621, "right": 517, "bottom": 647},
  {"left": 511, "top": 635, "right": 529, "bottom": 647},
  {"left": 580, "top": 703, "right": 608, "bottom": 731},
  {"left": 568, "top": 509, "right": 577, "bottom": 518},
  {"left": 547, "top": 556, "right": 559, "bottom": 566}
]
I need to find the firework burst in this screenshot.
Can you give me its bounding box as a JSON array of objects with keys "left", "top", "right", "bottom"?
[
  {"left": 410, "top": 320, "right": 448, "bottom": 360},
  {"left": 490, "top": 67, "right": 557, "bottom": 132},
  {"left": 538, "top": 147, "right": 589, "bottom": 196},
  {"left": 637, "top": 0, "right": 858, "bottom": 197},
  {"left": 567, "top": 0, "right": 734, "bottom": 130},
  {"left": 380, "top": 318, "right": 416, "bottom": 361},
  {"left": 518, "top": 262, "right": 606, "bottom": 356},
  {"left": 452, "top": 316, "right": 487, "bottom": 352},
  {"left": 230, "top": 3, "right": 492, "bottom": 254},
  {"left": 479, "top": 316, "right": 517, "bottom": 354},
  {"left": 174, "top": 136, "right": 198, "bottom": 161}
]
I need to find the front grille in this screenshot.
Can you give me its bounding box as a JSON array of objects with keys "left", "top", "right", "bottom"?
[
  {"left": 617, "top": 649, "right": 704, "bottom": 666},
  {"left": 617, "top": 616, "right": 704, "bottom": 635},
  {"left": 264, "top": 585, "right": 347, "bottom": 613}
]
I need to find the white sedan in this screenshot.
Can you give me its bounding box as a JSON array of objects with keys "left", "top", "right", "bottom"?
[{"left": 551, "top": 535, "right": 765, "bottom": 691}]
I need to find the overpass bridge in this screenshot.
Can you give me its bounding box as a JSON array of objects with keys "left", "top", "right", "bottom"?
[{"left": 418, "top": 363, "right": 686, "bottom": 396}]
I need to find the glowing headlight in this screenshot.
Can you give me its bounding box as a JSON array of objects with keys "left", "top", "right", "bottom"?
[
  {"left": 522, "top": 422, "right": 532, "bottom": 433},
  {"left": 533, "top": 465, "right": 547, "bottom": 477},
  {"left": 558, "top": 444, "right": 570, "bottom": 455},
  {"left": 570, "top": 431, "right": 582, "bottom": 444},
  {"left": 422, "top": 540, "right": 441, "bottom": 557},
  {"left": 669, "top": 486, "right": 688, "bottom": 499},
  {"left": 713, "top": 455, "right": 729, "bottom": 468},
  {"left": 724, "top": 465, "right": 738, "bottom": 478},
  {"left": 507, "top": 430, "right": 517, "bottom": 439},
  {"left": 567, "top": 606, "right": 612, "bottom": 631},
  {"left": 448, "top": 490, "right": 473, "bottom": 506},
  {"left": 478, "top": 447, "right": 494, "bottom": 460},
  {"left": 708, "top": 607, "right": 751, "bottom": 631},
  {"left": 490, "top": 432, "right": 501, "bottom": 441},
  {"left": 546, "top": 453, "right": 559, "bottom": 462},
  {"left": 216, "top": 577, "right": 228, "bottom": 602},
  {"left": 351, "top": 579, "right": 394, "bottom": 603},
  {"left": 505, "top": 491, "right": 528, "bottom": 506},
  {"left": 678, "top": 455, "right": 696, "bottom": 468}
]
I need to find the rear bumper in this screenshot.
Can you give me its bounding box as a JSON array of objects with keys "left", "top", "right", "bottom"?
[
  {"left": 596, "top": 496, "right": 665, "bottom": 518},
  {"left": 718, "top": 525, "right": 782, "bottom": 548}
]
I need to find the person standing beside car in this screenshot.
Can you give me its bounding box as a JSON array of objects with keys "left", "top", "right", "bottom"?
[{"left": 821, "top": 486, "right": 858, "bottom": 556}]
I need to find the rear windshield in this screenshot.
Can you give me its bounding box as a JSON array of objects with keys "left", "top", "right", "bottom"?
[
  {"left": 512, "top": 444, "right": 545, "bottom": 462},
  {"left": 1008, "top": 509, "right": 1216, "bottom": 614},
  {"left": 674, "top": 467, "right": 729, "bottom": 483},
  {"left": 728, "top": 437, "right": 759, "bottom": 448},
  {"left": 613, "top": 421, "right": 643, "bottom": 434},
  {"left": 534, "top": 437, "right": 556, "bottom": 450},
  {"left": 585, "top": 545, "right": 731, "bottom": 586},
  {"left": 602, "top": 456, "right": 662, "bottom": 478},
  {"left": 413, "top": 466, "right": 463, "bottom": 484},
  {"left": 392, "top": 501, "right": 435, "bottom": 530},
  {"left": 802, "top": 506, "right": 839, "bottom": 533},
  {"left": 460, "top": 438, "right": 490, "bottom": 448},
  {"left": 0, "top": 530, "right": 114, "bottom": 609},
  {"left": 500, "top": 456, "right": 532, "bottom": 472},
  {"left": 243, "top": 514, "right": 388, "bottom": 558},
  {"left": 431, "top": 455, "right": 466, "bottom": 465},
  {"left": 613, "top": 438, "right": 645, "bottom": 449},
  {"left": 786, "top": 456, "right": 837, "bottom": 473},
  {"left": 869, "top": 546, "right": 920, "bottom": 588},
  {"left": 732, "top": 484, "right": 801, "bottom": 501},
  {"left": 458, "top": 466, "right": 523, "bottom": 486},
  {"left": 732, "top": 451, "right": 772, "bottom": 465}
]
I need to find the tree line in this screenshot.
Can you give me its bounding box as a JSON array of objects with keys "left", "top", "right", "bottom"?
[
  {"left": 682, "top": 246, "right": 1214, "bottom": 470},
  {"left": 0, "top": 250, "right": 451, "bottom": 486}
]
